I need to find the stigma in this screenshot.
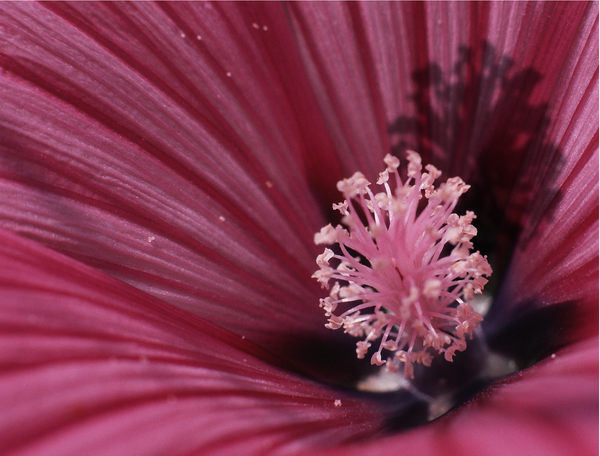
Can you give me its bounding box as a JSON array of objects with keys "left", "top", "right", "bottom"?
[{"left": 313, "top": 151, "right": 492, "bottom": 379}]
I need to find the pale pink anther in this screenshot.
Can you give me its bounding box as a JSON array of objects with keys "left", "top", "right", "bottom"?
[{"left": 312, "top": 151, "right": 492, "bottom": 379}]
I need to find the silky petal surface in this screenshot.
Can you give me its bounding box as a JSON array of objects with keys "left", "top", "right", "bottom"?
[
  {"left": 494, "top": 0, "right": 599, "bottom": 295},
  {"left": 288, "top": 2, "right": 596, "bottom": 174},
  {"left": 484, "top": 7, "right": 598, "bottom": 348},
  {"left": 0, "top": 2, "right": 338, "bottom": 344},
  {"left": 0, "top": 230, "right": 384, "bottom": 455}
]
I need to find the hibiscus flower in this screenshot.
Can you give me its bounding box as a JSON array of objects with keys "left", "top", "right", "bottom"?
[{"left": 0, "top": 2, "right": 597, "bottom": 455}]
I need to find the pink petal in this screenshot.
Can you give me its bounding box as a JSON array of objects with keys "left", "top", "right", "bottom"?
[
  {"left": 495, "top": 0, "right": 599, "bottom": 294},
  {"left": 326, "top": 336, "right": 599, "bottom": 456},
  {"left": 0, "top": 229, "right": 384, "bottom": 454},
  {"left": 288, "top": 2, "right": 596, "bottom": 172},
  {"left": 0, "top": 2, "right": 333, "bottom": 342},
  {"left": 495, "top": 26, "right": 598, "bottom": 313},
  {"left": 484, "top": 11, "right": 598, "bottom": 344}
]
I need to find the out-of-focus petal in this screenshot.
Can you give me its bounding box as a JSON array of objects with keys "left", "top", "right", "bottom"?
[
  {"left": 325, "top": 336, "right": 598, "bottom": 456},
  {"left": 0, "top": 2, "right": 336, "bottom": 343},
  {"left": 0, "top": 229, "right": 384, "bottom": 455}
]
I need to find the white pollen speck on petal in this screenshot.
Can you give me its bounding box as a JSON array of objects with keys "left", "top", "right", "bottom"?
[
  {"left": 551, "top": 353, "right": 557, "bottom": 359},
  {"left": 218, "top": 216, "right": 226, "bottom": 222},
  {"left": 265, "top": 180, "right": 274, "bottom": 188},
  {"left": 179, "top": 32, "right": 186, "bottom": 38},
  {"left": 226, "top": 71, "right": 232, "bottom": 78},
  {"left": 147, "top": 236, "right": 156, "bottom": 243},
  {"left": 252, "top": 22, "right": 260, "bottom": 29},
  {"left": 263, "top": 25, "right": 269, "bottom": 31},
  {"left": 334, "top": 399, "right": 342, "bottom": 407},
  {"left": 196, "top": 34, "right": 202, "bottom": 40}
]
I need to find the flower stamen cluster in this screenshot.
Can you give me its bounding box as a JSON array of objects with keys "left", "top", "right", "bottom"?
[{"left": 313, "top": 151, "right": 492, "bottom": 379}]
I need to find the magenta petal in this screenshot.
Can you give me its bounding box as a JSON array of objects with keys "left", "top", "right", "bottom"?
[
  {"left": 494, "top": 0, "right": 598, "bottom": 304},
  {"left": 0, "top": 2, "right": 336, "bottom": 339},
  {"left": 487, "top": 23, "right": 598, "bottom": 341},
  {"left": 497, "top": 140, "right": 598, "bottom": 311},
  {"left": 287, "top": 2, "right": 596, "bottom": 171},
  {"left": 330, "top": 336, "right": 598, "bottom": 456},
  {"left": 0, "top": 230, "right": 382, "bottom": 454}
]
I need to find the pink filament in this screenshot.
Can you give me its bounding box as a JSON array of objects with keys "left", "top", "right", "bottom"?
[{"left": 313, "top": 151, "right": 492, "bottom": 379}]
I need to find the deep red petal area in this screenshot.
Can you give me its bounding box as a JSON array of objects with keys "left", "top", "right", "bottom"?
[
  {"left": 489, "top": 1, "right": 599, "bottom": 328},
  {"left": 287, "top": 2, "right": 596, "bottom": 172},
  {"left": 482, "top": 4, "right": 598, "bottom": 346},
  {"left": 325, "top": 337, "right": 599, "bottom": 456},
  {"left": 0, "top": 2, "right": 338, "bottom": 344},
  {"left": 0, "top": 230, "right": 382, "bottom": 455}
]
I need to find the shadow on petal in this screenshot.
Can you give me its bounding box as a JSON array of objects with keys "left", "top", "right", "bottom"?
[{"left": 388, "top": 41, "right": 566, "bottom": 283}]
